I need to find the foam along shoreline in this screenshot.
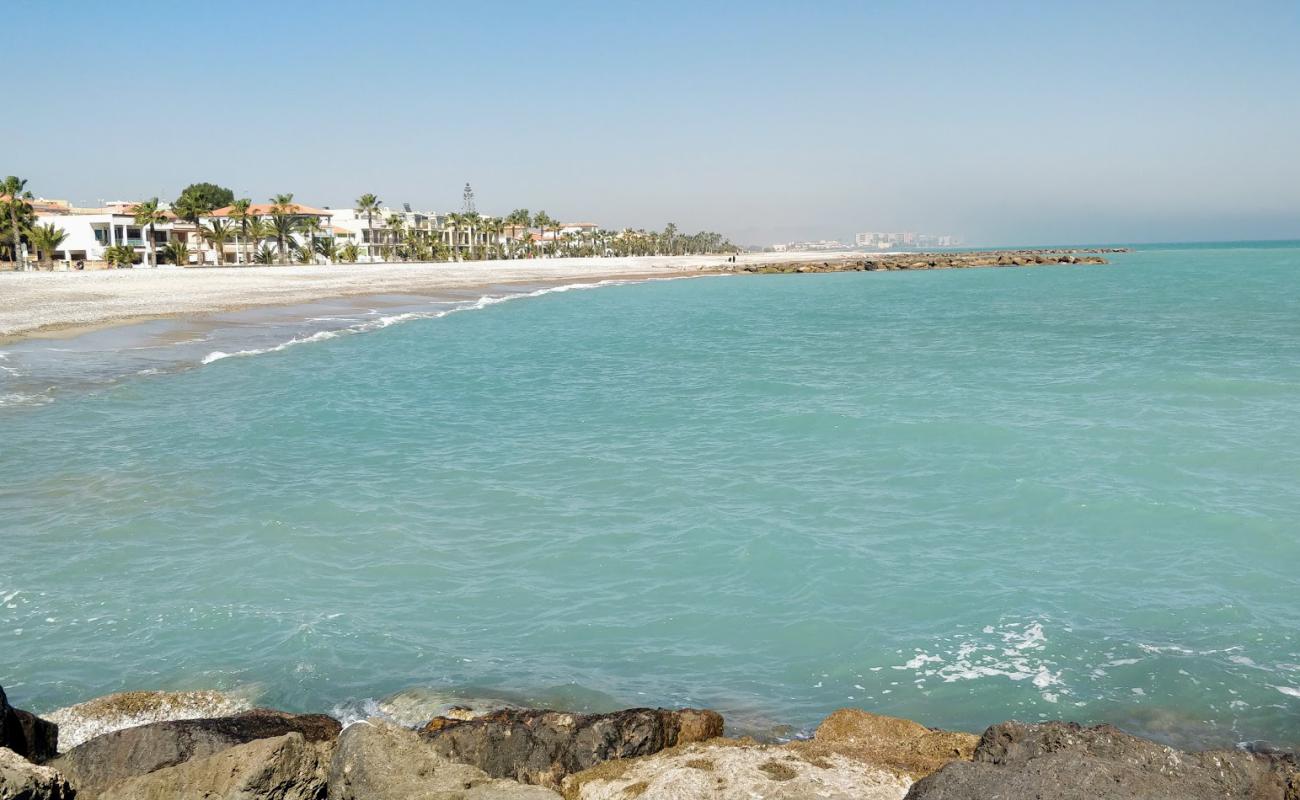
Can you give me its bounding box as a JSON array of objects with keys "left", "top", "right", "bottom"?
[
  {"left": 197, "top": 278, "right": 643, "bottom": 365},
  {"left": 0, "top": 253, "right": 809, "bottom": 343}
]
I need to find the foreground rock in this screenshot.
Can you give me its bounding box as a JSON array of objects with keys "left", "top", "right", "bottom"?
[
  {"left": 98, "top": 732, "right": 330, "bottom": 800},
  {"left": 330, "top": 718, "right": 560, "bottom": 799},
  {"left": 905, "top": 720, "right": 1300, "bottom": 800},
  {"left": 790, "top": 709, "right": 977, "bottom": 781},
  {"left": 0, "top": 746, "right": 74, "bottom": 800},
  {"left": 44, "top": 689, "right": 254, "bottom": 751},
  {"left": 50, "top": 707, "right": 340, "bottom": 798},
  {"left": 421, "top": 707, "right": 724, "bottom": 789},
  {"left": 0, "top": 687, "right": 57, "bottom": 764},
  {"left": 563, "top": 709, "right": 975, "bottom": 800},
  {"left": 563, "top": 739, "right": 913, "bottom": 800}
]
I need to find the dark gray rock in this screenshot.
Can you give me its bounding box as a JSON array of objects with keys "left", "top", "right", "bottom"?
[
  {"left": 419, "top": 707, "right": 723, "bottom": 789},
  {"left": 0, "top": 746, "right": 74, "bottom": 799},
  {"left": 49, "top": 707, "right": 339, "bottom": 798},
  {"left": 904, "top": 720, "right": 1299, "bottom": 800},
  {"left": 0, "top": 686, "right": 58, "bottom": 764}
]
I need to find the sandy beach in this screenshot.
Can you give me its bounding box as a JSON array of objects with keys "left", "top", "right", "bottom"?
[{"left": 0, "top": 253, "right": 844, "bottom": 342}]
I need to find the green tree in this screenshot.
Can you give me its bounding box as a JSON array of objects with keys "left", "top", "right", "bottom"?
[
  {"left": 268, "top": 193, "right": 296, "bottom": 265},
  {"left": 254, "top": 244, "right": 277, "bottom": 264},
  {"left": 174, "top": 182, "right": 234, "bottom": 212},
  {"left": 355, "top": 193, "right": 381, "bottom": 262},
  {"left": 161, "top": 240, "right": 191, "bottom": 266},
  {"left": 338, "top": 242, "right": 360, "bottom": 263},
  {"left": 2, "top": 176, "right": 33, "bottom": 269},
  {"left": 103, "top": 244, "right": 136, "bottom": 268},
  {"left": 299, "top": 216, "right": 322, "bottom": 264},
  {"left": 199, "top": 219, "right": 234, "bottom": 266},
  {"left": 315, "top": 236, "right": 339, "bottom": 263},
  {"left": 27, "top": 222, "right": 68, "bottom": 269},
  {"left": 228, "top": 198, "right": 252, "bottom": 265},
  {"left": 130, "top": 198, "right": 168, "bottom": 268}
]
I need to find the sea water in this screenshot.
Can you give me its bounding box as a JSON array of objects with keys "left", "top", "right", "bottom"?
[{"left": 2, "top": 242, "right": 1298, "bottom": 748}]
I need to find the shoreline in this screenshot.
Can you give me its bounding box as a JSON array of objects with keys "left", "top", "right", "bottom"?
[
  {"left": 0, "top": 249, "right": 1128, "bottom": 345},
  {"left": 0, "top": 254, "right": 768, "bottom": 344}
]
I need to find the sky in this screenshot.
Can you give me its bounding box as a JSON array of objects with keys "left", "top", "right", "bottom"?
[{"left": 5, "top": 0, "right": 1299, "bottom": 246}]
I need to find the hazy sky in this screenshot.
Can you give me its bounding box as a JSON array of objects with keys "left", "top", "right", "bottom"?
[{"left": 6, "top": 0, "right": 1299, "bottom": 245}]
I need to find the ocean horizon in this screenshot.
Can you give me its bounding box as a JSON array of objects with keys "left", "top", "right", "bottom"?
[{"left": 3, "top": 241, "right": 1299, "bottom": 751}]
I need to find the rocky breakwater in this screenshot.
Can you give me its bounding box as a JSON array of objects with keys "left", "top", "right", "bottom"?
[
  {"left": 1, "top": 680, "right": 1297, "bottom": 800},
  {"left": 734, "top": 247, "right": 1129, "bottom": 274}
]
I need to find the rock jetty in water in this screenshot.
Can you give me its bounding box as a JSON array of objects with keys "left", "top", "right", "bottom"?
[
  {"left": 731, "top": 247, "right": 1128, "bottom": 274},
  {"left": 0, "top": 680, "right": 1295, "bottom": 799}
]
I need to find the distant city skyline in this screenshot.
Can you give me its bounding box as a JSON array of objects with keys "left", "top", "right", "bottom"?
[{"left": 5, "top": 0, "right": 1299, "bottom": 246}]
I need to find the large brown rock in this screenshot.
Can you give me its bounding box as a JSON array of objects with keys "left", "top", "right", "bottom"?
[
  {"left": 791, "top": 709, "right": 977, "bottom": 780},
  {"left": 44, "top": 689, "right": 253, "bottom": 750},
  {"left": 562, "top": 708, "right": 975, "bottom": 800},
  {"left": 904, "top": 720, "right": 1300, "bottom": 800},
  {"left": 420, "top": 707, "right": 723, "bottom": 789},
  {"left": 98, "top": 732, "right": 330, "bottom": 800},
  {"left": 329, "top": 718, "right": 560, "bottom": 800},
  {"left": 0, "top": 746, "right": 74, "bottom": 800},
  {"left": 49, "top": 707, "right": 340, "bottom": 798},
  {"left": 0, "top": 687, "right": 58, "bottom": 764},
  {"left": 562, "top": 738, "right": 912, "bottom": 800}
]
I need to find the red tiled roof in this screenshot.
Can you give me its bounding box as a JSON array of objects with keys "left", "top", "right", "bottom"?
[{"left": 210, "top": 203, "right": 331, "bottom": 217}]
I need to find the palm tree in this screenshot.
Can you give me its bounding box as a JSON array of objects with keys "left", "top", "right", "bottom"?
[
  {"left": 444, "top": 212, "right": 465, "bottom": 260},
  {"left": 385, "top": 213, "right": 404, "bottom": 259},
  {"left": 268, "top": 193, "right": 297, "bottom": 265},
  {"left": 315, "top": 237, "right": 339, "bottom": 263},
  {"left": 131, "top": 198, "right": 168, "bottom": 268},
  {"left": 199, "top": 219, "right": 234, "bottom": 266},
  {"left": 338, "top": 242, "right": 360, "bottom": 263},
  {"left": 254, "top": 244, "right": 277, "bottom": 264},
  {"left": 1, "top": 176, "right": 32, "bottom": 270},
  {"left": 172, "top": 193, "right": 213, "bottom": 264},
  {"left": 355, "top": 193, "right": 381, "bottom": 262},
  {"left": 550, "top": 219, "right": 565, "bottom": 256},
  {"left": 246, "top": 217, "right": 272, "bottom": 261},
  {"left": 228, "top": 198, "right": 252, "bottom": 265},
  {"left": 531, "top": 211, "right": 554, "bottom": 257},
  {"left": 161, "top": 240, "right": 190, "bottom": 267},
  {"left": 27, "top": 223, "right": 68, "bottom": 269},
  {"left": 299, "top": 216, "right": 322, "bottom": 264}
]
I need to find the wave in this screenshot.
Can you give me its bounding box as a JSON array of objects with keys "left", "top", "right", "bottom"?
[{"left": 200, "top": 279, "right": 635, "bottom": 366}]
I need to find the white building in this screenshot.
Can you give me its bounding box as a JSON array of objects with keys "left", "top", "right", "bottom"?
[{"left": 34, "top": 209, "right": 175, "bottom": 267}]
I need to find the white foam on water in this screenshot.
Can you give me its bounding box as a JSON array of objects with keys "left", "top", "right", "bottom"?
[
  {"left": 199, "top": 279, "right": 634, "bottom": 366},
  {"left": 1273, "top": 686, "right": 1300, "bottom": 699},
  {"left": 889, "top": 619, "right": 1065, "bottom": 702}
]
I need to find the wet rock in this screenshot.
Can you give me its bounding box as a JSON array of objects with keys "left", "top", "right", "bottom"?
[
  {"left": 44, "top": 689, "right": 254, "bottom": 750},
  {"left": 904, "top": 720, "right": 1300, "bottom": 800},
  {"left": 791, "top": 709, "right": 977, "bottom": 781},
  {"left": 98, "top": 732, "right": 330, "bottom": 800},
  {"left": 0, "top": 686, "right": 58, "bottom": 764},
  {"left": 329, "top": 718, "right": 560, "bottom": 800},
  {"left": 420, "top": 707, "right": 724, "bottom": 789},
  {"left": 0, "top": 746, "right": 74, "bottom": 799},
  {"left": 50, "top": 707, "right": 340, "bottom": 798},
  {"left": 563, "top": 739, "right": 912, "bottom": 800}
]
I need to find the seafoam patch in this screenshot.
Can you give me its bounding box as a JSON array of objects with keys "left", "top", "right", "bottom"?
[{"left": 889, "top": 618, "right": 1066, "bottom": 703}]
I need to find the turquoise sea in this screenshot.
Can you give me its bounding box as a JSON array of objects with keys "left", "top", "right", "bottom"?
[{"left": 3, "top": 242, "right": 1299, "bottom": 749}]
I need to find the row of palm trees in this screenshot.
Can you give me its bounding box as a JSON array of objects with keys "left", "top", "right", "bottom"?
[{"left": 3, "top": 175, "right": 738, "bottom": 270}]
